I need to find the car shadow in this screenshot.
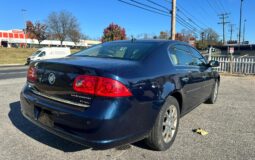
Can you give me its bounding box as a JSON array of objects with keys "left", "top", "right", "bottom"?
[
  {"left": 8, "top": 101, "right": 89, "bottom": 152},
  {"left": 9, "top": 101, "right": 153, "bottom": 152},
  {"left": 132, "top": 140, "right": 153, "bottom": 150}
]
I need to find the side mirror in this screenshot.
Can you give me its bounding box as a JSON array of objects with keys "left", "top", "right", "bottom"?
[{"left": 208, "top": 60, "right": 219, "bottom": 67}]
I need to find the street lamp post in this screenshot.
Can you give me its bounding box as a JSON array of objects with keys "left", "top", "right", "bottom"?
[
  {"left": 243, "top": 19, "right": 246, "bottom": 43},
  {"left": 21, "top": 9, "right": 27, "bottom": 48}
]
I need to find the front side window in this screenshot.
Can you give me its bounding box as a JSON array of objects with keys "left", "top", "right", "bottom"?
[
  {"left": 38, "top": 51, "right": 46, "bottom": 57},
  {"left": 189, "top": 47, "right": 207, "bottom": 66},
  {"left": 72, "top": 42, "right": 156, "bottom": 60},
  {"left": 32, "top": 51, "right": 42, "bottom": 56},
  {"left": 169, "top": 45, "right": 195, "bottom": 66}
]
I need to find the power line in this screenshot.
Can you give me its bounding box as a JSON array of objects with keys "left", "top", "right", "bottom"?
[
  {"left": 195, "top": 1, "right": 217, "bottom": 27},
  {"left": 176, "top": 19, "right": 194, "bottom": 31},
  {"left": 176, "top": 2, "right": 209, "bottom": 28},
  {"left": 119, "top": 0, "right": 200, "bottom": 37},
  {"left": 177, "top": 8, "right": 204, "bottom": 31},
  {"left": 176, "top": 17, "right": 195, "bottom": 31},
  {"left": 146, "top": 0, "right": 170, "bottom": 12},
  {"left": 217, "top": 0, "right": 226, "bottom": 13},
  {"left": 206, "top": 0, "right": 219, "bottom": 14},
  {"left": 176, "top": 15, "right": 197, "bottom": 31},
  {"left": 129, "top": 0, "right": 169, "bottom": 14},
  {"left": 118, "top": 0, "right": 170, "bottom": 17},
  {"left": 218, "top": 1, "right": 226, "bottom": 12},
  {"left": 169, "top": 0, "right": 203, "bottom": 35},
  {"left": 214, "top": 0, "right": 225, "bottom": 14},
  {"left": 176, "top": 16, "right": 201, "bottom": 35},
  {"left": 176, "top": 19, "right": 200, "bottom": 36}
]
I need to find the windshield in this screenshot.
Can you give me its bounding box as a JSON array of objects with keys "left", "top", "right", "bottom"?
[
  {"left": 72, "top": 42, "right": 156, "bottom": 60},
  {"left": 32, "top": 51, "right": 42, "bottom": 56}
]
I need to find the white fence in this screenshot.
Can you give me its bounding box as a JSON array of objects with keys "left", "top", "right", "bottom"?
[{"left": 211, "top": 56, "right": 255, "bottom": 74}]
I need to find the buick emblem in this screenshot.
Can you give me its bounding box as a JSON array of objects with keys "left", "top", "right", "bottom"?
[{"left": 48, "top": 73, "right": 56, "bottom": 85}]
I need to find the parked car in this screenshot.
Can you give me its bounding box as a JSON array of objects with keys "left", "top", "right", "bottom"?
[
  {"left": 20, "top": 40, "right": 220, "bottom": 151},
  {"left": 26, "top": 47, "right": 71, "bottom": 64}
]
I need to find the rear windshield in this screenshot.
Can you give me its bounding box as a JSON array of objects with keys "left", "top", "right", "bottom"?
[{"left": 72, "top": 42, "right": 156, "bottom": 60}]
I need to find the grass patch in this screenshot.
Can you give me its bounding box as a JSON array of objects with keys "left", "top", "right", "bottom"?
[{"left": 0, "top": 48, "right": 81, "bottom": 64}]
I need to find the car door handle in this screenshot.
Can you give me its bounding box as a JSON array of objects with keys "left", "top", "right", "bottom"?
[
  {"left": 202, "top": 75, "right": 207, "bottom": 79},
  {"left": 181, "top": 77, "right": 189, "bottom": 82}
]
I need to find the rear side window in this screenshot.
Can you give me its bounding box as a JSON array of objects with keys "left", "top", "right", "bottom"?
[
  {"left": 169, "top": 45, "right": 195, "bottom": 66},
  {"left": 72, "top": 42, "right": 156, "bottom": 60},
  {"left": 189, "top": 47, "right": 207, "bottom": 65}
]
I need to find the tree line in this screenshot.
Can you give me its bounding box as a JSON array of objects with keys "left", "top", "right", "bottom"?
[
  {"left": 26, "top": 10, "right": 84, "bottom": 46},
  {"left": 99, "top": 23, "right": 221, "bottom": 50},
  {"left": 26, "top": 10, "right": 220, "bottom": 49}
]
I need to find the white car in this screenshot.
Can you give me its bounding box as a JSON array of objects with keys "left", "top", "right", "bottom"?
[{"left": 27, "top": 47, "right": 71, "bottom": 64}]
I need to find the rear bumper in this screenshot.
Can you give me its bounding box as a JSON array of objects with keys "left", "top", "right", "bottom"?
[{"left": 20, "top": 84, "right": 160, "bottom": 149}]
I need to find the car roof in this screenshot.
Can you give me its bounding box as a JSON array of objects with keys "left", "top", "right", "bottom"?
[{"left": 104, "top": 39, "right": 190, "bottom": 46}]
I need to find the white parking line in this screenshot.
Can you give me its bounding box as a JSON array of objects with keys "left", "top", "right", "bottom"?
[
  {"left": 0, "top": 78, "right": 26, "bottom": 85},
  {"left": 0, "top": 71, "right": 27, "bottom": 75},
  {"left": 0, "top": 67, "right": 28, "bottom": 71}
]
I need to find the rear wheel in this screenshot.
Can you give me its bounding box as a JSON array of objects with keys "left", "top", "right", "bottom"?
[
  {"left": 146, "top": 96, "right": 180, "bottom": 151},
  {"left": 206, "top": 80, "right": 219, "bottom": 104}
]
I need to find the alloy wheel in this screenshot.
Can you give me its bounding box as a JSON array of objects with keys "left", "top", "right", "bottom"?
[
  {"left": 162, "top": 105, "right": 178, "bottom": 143},
  {"left": 213, "top": 82, "right": 218, "bottom": 102}
]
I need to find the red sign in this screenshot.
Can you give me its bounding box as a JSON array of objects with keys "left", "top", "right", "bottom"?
[{"left": 229, "top": 47, "right": 234, "bottom": 54}]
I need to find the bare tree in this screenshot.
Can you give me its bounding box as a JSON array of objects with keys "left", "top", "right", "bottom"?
[
  {"left": 159, "top": 31, "right": 169, "bottom": 39},
  {"left": 203, "top": 28, "right": 220, "bottom": 45},
  {"left": 180, "top": 29, "right": 195, "bottom": 42},
  {"left": 81, "top": 34, "right": 89, "bottom": 40},
  {"left": 47, "top": 11, "right": 80, "bottom": 46},
  {"left": 69, "top": 29, "right": 81, "bottom": 46}
]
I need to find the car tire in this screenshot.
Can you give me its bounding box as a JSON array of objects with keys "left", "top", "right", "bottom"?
[
  {"left": 206, "top": 80, "right": 219, "bottom": 104},
  {"left": 146, "top": 96, "right": 180, "bottom": 151}
]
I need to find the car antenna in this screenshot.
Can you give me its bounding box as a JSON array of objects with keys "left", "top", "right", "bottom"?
[{"left": 131, "top": 36, "right": 136, "bottom": 43}]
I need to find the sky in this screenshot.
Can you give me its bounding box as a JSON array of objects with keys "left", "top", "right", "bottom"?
[{"left": 0, "top": 0, "right": 254, "bottom": 43}]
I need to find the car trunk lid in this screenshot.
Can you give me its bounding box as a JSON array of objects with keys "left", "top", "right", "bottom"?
[{"left": 30, "top": 62, "right": 95, "bottom": 107}]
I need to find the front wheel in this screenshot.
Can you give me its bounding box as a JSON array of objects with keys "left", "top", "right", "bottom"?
[
  {"left": 146, "top": 96, "right": 180, "bottom": 151},
  {"left": 206, "top": 80, "right": 219, "bottom": 104}
]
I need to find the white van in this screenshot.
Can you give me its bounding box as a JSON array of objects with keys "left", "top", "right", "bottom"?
[{"left": 27, "top": 47, "right": 71, "bottom": 64}]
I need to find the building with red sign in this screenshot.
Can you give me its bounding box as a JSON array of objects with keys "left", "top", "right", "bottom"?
[{"left": 0, "top": 29, "right": 100, "bottom": 48}]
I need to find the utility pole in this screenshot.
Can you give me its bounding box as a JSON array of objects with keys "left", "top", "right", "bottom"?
[
  {"left": 243, "top": 19, "right": 246, "bottom": 43},
  {"left": 229, "top": 24, "right": 235, "bottom": 41},
  {"left": 238, "top": 0, "right": 244, "bottom": 45},
  {"left": 218, "top": 13, "right": 230, "bottom": 45},
  {"left": 171, "top": 0, "right": 176, "bottom": 40},
  {"left": 201, "top": 32, "right": 205, "bottom": 45}
]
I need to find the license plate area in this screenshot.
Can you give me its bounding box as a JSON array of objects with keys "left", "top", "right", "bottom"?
[{"left": 34, "top": 106, "right": 54, "bottom": 128}]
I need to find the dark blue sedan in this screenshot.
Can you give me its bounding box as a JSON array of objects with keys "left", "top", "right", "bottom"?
[{"left": 20, "top": 40, "right": 220, "bottom": 151}]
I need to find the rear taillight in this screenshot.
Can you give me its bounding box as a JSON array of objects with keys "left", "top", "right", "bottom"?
[
  {"left": 27, "top": 66, "right": 37, "bottom": 83},
  {"left": 73, "top": 75, "right": 132, "bottom": 97}
]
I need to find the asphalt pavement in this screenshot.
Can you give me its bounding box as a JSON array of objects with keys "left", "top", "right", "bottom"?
[
  {"left": 0, "top": 65, "right": 28, "bottom": 80},
  {"left": 0, "top": 69, "right": 254, "bottom": 160}
]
